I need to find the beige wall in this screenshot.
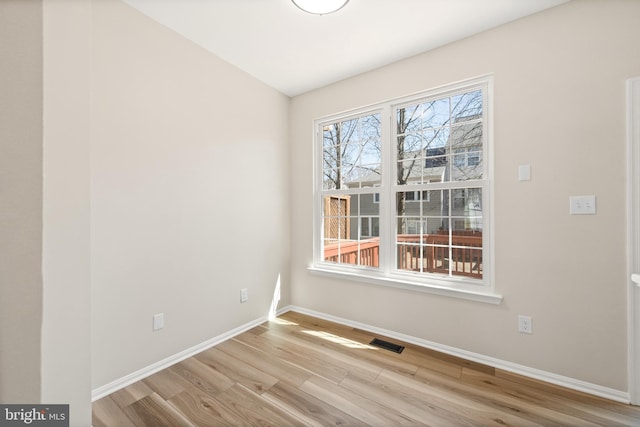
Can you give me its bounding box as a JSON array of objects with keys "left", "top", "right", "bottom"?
[
  {"left": 41, "top": 1, "right": 92, "bottom": 425},
  {"left": 0, "top": 2, "right": 93, "bottom": 423},
  {"left": 0, "top": 0, "right": 43, "bottom": 403},
  {"left": 91, "top": 0, "right": 290, "bottom": 388},
  {"left": 289, "top": 0, "right": 640, "bottom": 392}
]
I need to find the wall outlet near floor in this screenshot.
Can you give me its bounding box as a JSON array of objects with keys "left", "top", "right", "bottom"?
[
  {"left": 240, "top": 288, "right": 248, "bottom": 303},
  {"left": 569, "top": 195, "right": 596, "bottom": 215},
  {"left": 153, "top": 313, "right": 164, "bottom": 331},
  {"left": 518, "top": 315, "right": 533, "bottom": 334}
]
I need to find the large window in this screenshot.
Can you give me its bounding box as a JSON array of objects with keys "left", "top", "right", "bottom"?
[{"left": 313, "top": 77, "right": 493, "bottom": 297}]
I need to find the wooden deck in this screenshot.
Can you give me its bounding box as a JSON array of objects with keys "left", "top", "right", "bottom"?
[{"left": 324, "top": 232, "right": 483, "bottom": 279}]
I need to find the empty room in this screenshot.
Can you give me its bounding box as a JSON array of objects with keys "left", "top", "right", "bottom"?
[{"left": 2, "top": 0, "right": 640, "bottom": 425}]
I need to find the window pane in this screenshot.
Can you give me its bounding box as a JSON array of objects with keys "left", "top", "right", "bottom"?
[
  {"left": 397, "top": 242, "right": 422, "bottom": 272},
  {"left": 397, "top": 216, "right": 421, "bottom": 236},
  {"left": 339, "top": 118, "right": 359, "bottom": 141},
  {"left": 360, "top": 217, "right": 369, "bottom": 237},
  {"left": 468, "top": 150, "right": 481, "bottom": 166},
  {"left": 323, "top": 124, "right": 338, "bottom": 148},
  {"left": 451, "top": 188, "right": 482, "bottom": 228},
  {"left": 399, "top": 133, "right": 422, "bottom": 156},
  {"left": 449, "top": 122, "right": 482, "bottom": 150},
  {"left": 398, "top": 127, "right": 452, "bottom": 185},
  {"left": 351, "top": 166, "right": 380, "bottom": 186},
  {"left": 452, "top": 90, "right": 482, "bottom": 123},
  {"left": 397, "top": 190, "right": 426, "bottom": 222},
  {"left": 362, "top": 139, "right": 381, "bottom": 165},
  {"left": 397, "top": 105, "right": 421, "bottom": 134},
  {"left": 424, "top": 216, "right": 447, "bottom": 235},
  {"left": 424, "top": 240, "right": 449, "bottom": 275},
  {"left": 322, "top": 194, "right": 380, "bottom": 268},
  {"left": 370, "top": 217, "right": 380, "bottom": 237},
  {"left": 396, "top": 213, "right": 422, "bottom": 272},
  {"left": 322, "top": 113, "right": 381, "bottom": 190},
  {"left": 422, "top": 98, "right": 450, "bottom": 129},
  {"left": 450, "top": 246, "right": 482, "bottom": 278},
  {"left": 453, "top": 149, "right": 466, "bottom": 167},
  {"left": 450, "top": 122, "right": 482, "bottom": 181},
  {"left": 324, "top": 239, "right": 357, "bottom": 265},
  {"left": 398, "top": 159, "right": 422, "bottom": 185},
  {"left": 421, "top": 189, "right": 447, "bottom": 214},
  {"left": 398, "top": 155, "right": 449, "bottom": 185},
  {"left": 424, "top": 155, "right": 447, "bottom": 171},
  {"left": 323, "top": 195, "right": 350, "bottom": 242},
  {"left": 424, "top": 127, "right": 449, "bottom": 151},
  {"left": 323, "top": 168, "right": 339, "bottom": 190}
]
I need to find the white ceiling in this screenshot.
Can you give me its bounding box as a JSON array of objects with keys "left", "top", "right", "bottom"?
[{"left": 122, "top": 0, "right": 569, "bottom": 96}]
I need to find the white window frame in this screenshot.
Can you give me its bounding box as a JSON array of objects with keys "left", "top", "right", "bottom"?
[{"left": 310, "top": 76, "right": 500, "bottom": 304}]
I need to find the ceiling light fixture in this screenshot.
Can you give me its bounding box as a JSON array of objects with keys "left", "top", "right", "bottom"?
[{"left": 292, "top": 0, "right": 349, "bottom": 15}]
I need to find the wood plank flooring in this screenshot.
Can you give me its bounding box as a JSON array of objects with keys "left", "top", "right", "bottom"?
[{"left": 93, "top": 311, "right": 640, "bottom": 426}]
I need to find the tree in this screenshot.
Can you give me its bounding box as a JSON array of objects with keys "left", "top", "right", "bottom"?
[{"left": 322, "top": 114, "right": 381, "bottom": 191}]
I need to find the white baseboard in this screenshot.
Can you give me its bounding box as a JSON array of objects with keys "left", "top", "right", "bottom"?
[
  {"left": 92, "top": 304, "right": 630, "bottom": 404},
  {"left": 284, "top": 305, "right": 631, "bottom": 404},
  {"left": 91, "top": 307, "right": 289, "bottom": 401}
]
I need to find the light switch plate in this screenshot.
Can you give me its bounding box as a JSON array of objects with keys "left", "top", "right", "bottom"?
[{"left": 518, "top": 164, "right": 531, "bottom": 181}]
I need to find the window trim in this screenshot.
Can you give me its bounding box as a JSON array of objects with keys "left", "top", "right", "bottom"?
[{"left": 311, "top": 75, "right": 500, "bottom": 304}]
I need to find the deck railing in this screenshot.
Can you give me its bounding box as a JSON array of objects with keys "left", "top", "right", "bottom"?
[
  {"left": 324, "top": 232, "right": 482, "bottom": 279},
  {"left": 324, "top": 238, "right": 380, "bottom": 266},
  {"left": 397, "top": 233, "right": 482, "bottom": 278}
]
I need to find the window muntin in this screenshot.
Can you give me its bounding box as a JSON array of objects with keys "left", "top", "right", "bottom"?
[{"left": 315, "top": 78, "right": 490, "bottom": 290}]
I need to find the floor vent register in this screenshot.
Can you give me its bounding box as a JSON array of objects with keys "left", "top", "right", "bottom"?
[{"left": 370, "top": 338, "right": 405, "bottom": 354}]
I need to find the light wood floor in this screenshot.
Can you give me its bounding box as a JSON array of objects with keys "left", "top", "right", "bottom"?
[{"left": 93, "top": 311, "right": 640, "bottom": 426}]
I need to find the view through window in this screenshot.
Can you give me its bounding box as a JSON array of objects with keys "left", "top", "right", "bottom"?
[{"left": 316, "top": 78, "right": 491, "bottom": 289}]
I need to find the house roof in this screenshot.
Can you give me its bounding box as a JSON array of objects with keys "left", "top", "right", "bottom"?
[{"left": 345, "top": 166, "right": 446, "bottom": 187}]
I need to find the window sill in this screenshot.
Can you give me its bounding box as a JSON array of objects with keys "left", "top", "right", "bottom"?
[{"left": 308, "top": 266, "right": 503, "bottom": 305}]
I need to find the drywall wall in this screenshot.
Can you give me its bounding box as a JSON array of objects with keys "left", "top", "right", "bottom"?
[
  {"left": 289, "top": 0, "right": 640, "bottom": 393},
  {"left": 91, "top": 0, "right": 290, "bottom": 388},
  {"left": 41, "top": 1, "right": 92, "bottom": 425},
  {"left": 0, "top": 0, "right": 43, "bottom": 403}
]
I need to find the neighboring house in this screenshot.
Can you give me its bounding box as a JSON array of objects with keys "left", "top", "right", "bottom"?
[{"left": 340, "top": 116, "right": 483, "bottom": 240}]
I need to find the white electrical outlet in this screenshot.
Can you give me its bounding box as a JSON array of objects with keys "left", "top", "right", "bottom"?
[
  {"left": 569, "top": 195, "right": 596, "bottom": 215},
  {"left": 518, "top": 315, "right": 532, "bottom": 334},
  {"left": 240, "top": 288, "right": 248, "bottom": 303},
  {"left": 153, "top": 313, "right": 164, "bottom": 331}
]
